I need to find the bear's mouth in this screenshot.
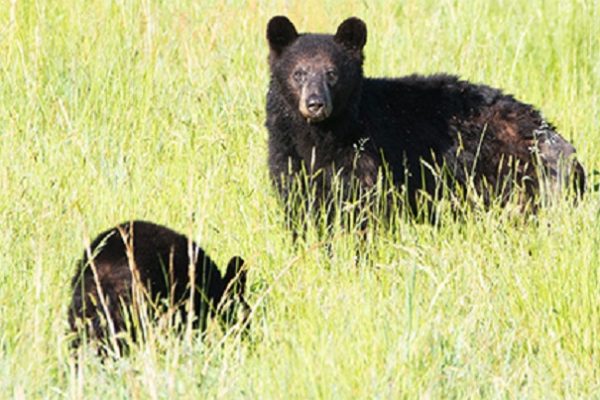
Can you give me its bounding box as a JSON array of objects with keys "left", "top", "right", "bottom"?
[{"left": 302, "top": 110, "right": 331, "bottom": 123}]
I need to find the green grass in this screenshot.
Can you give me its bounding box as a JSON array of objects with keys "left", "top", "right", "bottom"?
[{"left": 1, "top": 0, "right": 599, "bottom": 397}]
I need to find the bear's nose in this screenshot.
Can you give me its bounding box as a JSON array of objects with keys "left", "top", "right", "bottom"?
[{"left": 306, "top": 96, "right": 324, "bottom": 114}]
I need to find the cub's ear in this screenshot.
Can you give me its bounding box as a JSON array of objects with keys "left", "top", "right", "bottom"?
[
  {"left": 224, "top": 256, "right": 247, "bottom": 296},
  {"left": 267, "top": 16, "right": 299, "bottom": 55},
  {"left": 334, "top": 17, "right": 367, "bottom": 52}
]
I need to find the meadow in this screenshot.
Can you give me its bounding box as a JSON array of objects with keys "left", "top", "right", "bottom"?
[{"left": 0, "top": 0, "right": 599, "bottom": 398}]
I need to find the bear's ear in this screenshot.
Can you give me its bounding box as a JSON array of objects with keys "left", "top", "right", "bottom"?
[
  {"left": 334, "top": 17, "right": 367, "bottom": 52},
  {"left": 224, "top": 256, "right": 247, "bottom": 297},
  {"left": 267, "top": 16, "right": 299, "bottom": 56}
]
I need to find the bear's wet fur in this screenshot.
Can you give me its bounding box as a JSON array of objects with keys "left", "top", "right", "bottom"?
[
  {"left": 266, "top": 16, "right": 585, "bottom": 227},
  {"left": 68, "top": 220, "right": 249, "bottom": 353}
]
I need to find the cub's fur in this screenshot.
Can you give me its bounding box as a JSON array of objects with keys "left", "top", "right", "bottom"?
[{"left": 68, "top": 220, "right": 249, "bottom": 352}]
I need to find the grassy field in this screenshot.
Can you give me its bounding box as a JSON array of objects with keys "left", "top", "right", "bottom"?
[{"left": 1, "top": 0, "right": 599, "bottom": 398}]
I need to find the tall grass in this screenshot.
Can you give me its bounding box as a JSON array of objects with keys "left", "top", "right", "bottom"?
[{"left": 0, "top": 0, "right": 598, "bottom": 397}]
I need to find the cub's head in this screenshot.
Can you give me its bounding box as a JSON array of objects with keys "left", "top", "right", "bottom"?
[
  {"left": 267, "top": 16, "right": 367, "bottom": 123},
  {"left": 216, "top": 256, "right": 250, "bottom": 333}
]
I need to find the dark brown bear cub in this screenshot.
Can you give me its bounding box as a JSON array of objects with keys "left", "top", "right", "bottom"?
[
  {"left": 68, "top": 220, "right": 249, "bottom": 353},
  {"left": 266, "top": 16, "right": 585, "bottom": 228}
]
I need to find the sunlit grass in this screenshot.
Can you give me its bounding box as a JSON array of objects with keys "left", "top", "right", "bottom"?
[{"left": 0, "top": 0, "right": 598, "bottom": 397}]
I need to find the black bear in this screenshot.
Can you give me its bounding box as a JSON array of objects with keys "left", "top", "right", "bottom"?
[
  {"left": 265, "top": 16, "right": 586, "bottom": 228},
  {"left": 68, "top": 220, "right": 249, "bottom": 353}
]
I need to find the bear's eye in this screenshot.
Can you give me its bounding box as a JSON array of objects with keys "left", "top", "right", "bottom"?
[
  {"left": 293, "top": 69, "right": 307, "bottom": 84},
  {"left": 325, "top": 70, "right": 338, "bottom": 85}
]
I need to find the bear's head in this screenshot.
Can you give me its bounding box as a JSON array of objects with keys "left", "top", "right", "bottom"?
[{"left": 267, "top": 16, "right": 367, "bottom": 123}]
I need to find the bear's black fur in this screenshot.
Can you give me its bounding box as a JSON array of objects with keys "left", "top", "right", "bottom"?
[
  {"left": 266, "top": 16, "right": 586, "bottom": 228},
  {"left": 68, "top": 220, "right": 249, "bottom": 353}
]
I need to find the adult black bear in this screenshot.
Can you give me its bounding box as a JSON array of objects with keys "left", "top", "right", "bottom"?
[
  {"left": 265, "top": 16, "right": 585, "bottom": 229},
  {"left": 68, "top": 220, "right": 249, "bottom": 353}
]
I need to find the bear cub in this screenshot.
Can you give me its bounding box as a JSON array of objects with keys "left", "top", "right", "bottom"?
[
  {"left": 68, "top": 220, "right": 249, "bottom": 352},
  {"left": 265, "top": 16, "right": 585, "bottom": 226}
]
